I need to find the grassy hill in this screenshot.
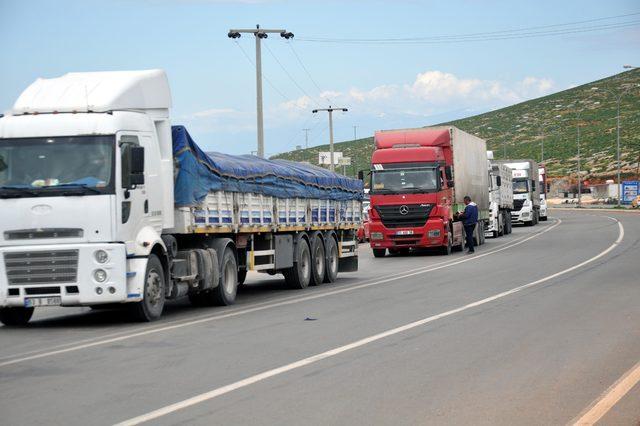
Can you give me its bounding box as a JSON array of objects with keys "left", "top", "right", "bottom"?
[{"left": 273, "top": 70, "right": 640, "bottom": 180}]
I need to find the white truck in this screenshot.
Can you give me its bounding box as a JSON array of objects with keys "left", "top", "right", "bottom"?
[
  {"left": 538, "top": 166, "right": 548, "bottom": 221},
  {"left": 486, "top": 152, "right": 513, "bottom": 238},
  {"left": 0, "top": 70, "right": 361, "bottom": 325},
  {"left": 496, "top": 159, "right": 540, "bottom": 226}
]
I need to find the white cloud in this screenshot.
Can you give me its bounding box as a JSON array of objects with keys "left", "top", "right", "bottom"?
[{"left": 278, "top": 70, "right": 556, "bottom": 119}]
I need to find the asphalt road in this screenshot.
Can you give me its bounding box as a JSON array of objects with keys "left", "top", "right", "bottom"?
[{"left": 1, "top": 210, "right": 639, "bottom": 425}]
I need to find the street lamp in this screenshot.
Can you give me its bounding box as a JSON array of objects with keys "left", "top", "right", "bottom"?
[{"left": 591, "top": 84, "right": 640, "bottom": 207}]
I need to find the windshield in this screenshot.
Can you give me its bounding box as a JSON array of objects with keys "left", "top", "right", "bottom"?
[
  {"left": 371, "top": 167, "right": 439, "bottom": 194},
  {"left": 0, "top": 135, "right": 115, "bottom": 198},
  {"left": 513, "top": 179, "right": 529, "bottom": 194}
]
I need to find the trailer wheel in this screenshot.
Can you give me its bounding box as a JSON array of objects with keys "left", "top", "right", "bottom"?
[
  {"left": 283, "top": 238, "right": 311, "bottom": 289},
  {"left": 310, "top": 235, "right": 326, "bottom": 286},
  {"left": 372, "top": 248, "right": 386, "bottom": 258},
  {"left": 323, "top": 236, "right": 339, "bottom": 283},
  {"left": 0, "top": 307, "right": 34, "bottom": 326},
  {"left": 132, "top": 254, "right": 165, "bottom": 322}
]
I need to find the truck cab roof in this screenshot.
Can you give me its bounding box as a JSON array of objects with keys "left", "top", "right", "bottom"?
[{"left": 11, "top": 70, "right": 171, "bottom": 115}]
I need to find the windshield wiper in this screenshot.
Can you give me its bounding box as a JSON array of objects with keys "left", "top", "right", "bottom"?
[
  {"left": 0, "top": 186, "right": 40, "bottom": 198},
  {"left": 41, "top": 183, "right": 103, "bottom": 195}
]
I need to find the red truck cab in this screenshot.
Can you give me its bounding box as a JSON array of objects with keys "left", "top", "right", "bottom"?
[{"left": 367, "top": 128, "right": 465, "bottom": 257}]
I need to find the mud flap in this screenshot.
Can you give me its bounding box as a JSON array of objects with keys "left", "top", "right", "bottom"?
[{"left": 338, "top": 256, "right": 358, "bottom": 273}]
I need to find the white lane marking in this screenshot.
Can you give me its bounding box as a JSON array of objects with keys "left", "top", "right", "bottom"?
[
  {"left": 116, "top": 219, "right": 623, "bottom": 426},
  {"left": 0, "top": 220, "right": 561, "bottom": 368},
  {"left": 571, "top": 359, "right": 640, "bottom": 425},
  {"left": 0, "top": 223, "right": 538, "bottom": 363}
]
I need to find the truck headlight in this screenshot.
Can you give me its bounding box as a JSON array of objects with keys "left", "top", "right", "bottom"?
[
  {"left": 94, "top": 250, "right": 109, "bottom": 264},
  {"left": 94, "top": 269, "right": 108, "bottom": 283},
  {"left": 370, "top": 232, "right": 384, "bottom": 241}
]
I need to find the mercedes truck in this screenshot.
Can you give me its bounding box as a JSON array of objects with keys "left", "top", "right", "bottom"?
[{"left": 364, "top": 126, "right": 489, "bottom": 257}]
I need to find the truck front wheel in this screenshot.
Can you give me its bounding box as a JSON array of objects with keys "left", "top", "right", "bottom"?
[
  {"left": 0, "top": 307, "right": 34, "bottom": 326},
  {"left": 132, "top": 254, "right": 165, "bottom": 322},
  {"left": 440, "top": 224, "right": 452, "bottom": 255},
  {"left": 372, "top": 248, "right": 386, "bottom": 258}
]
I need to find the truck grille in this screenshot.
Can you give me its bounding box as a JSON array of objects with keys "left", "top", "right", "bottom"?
[
  {"left": 375, "top": 204, "right": 433, "bottom": 228},
  {"left": 513, "top": 199, "right": 525, "bottom": 211},
  {"left": 4, "top": 228, "right": 83, "bottom": 240},
  {"left": 4, "top": 250, "right": 79, "bottom": 285}
]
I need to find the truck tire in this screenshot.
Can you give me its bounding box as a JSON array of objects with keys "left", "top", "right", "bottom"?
[
  {"left": 0, "top": 307, "right": 34, "bottom": 326},
  {"left": 505, "top": 213, "right": 512, "bottom": 234},
  {"left": 323, "top": 236, "right": 339, "bottom": 283},
  {"left": 372, "top": 248, "right": 386, "bottom": 258},
  {"left": 440, "top": 224, "right": 452, "bottom": 255},
  {"left": 132, "top": 254, "right": 165, "bottom": 322},
  {"left": 479, "top": 222, "right": 486, "bottom": 245},
  {"left": 192, "top": 247, "right": 238, "bottom": 306},
  {"left": 310, "top": 235, "right": 326, "bottom": 286},
  {"left": 283, "top": 237, "right": 311, "bottom": 289}
]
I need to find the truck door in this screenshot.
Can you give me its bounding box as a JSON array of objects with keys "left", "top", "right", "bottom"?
[{"left": 116, "top": 132, "right": 148, "bottom": 254}]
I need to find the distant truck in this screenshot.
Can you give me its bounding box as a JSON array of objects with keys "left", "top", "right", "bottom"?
[
  {"left": 363, "top": 126, "right": 489, "bottom": 257},
  {"left": 496, "top": 159, "right": 540, "bottom": 226},
  {"left": 486, "top": 152, "right": 513, "bottom": 238},
  {"left": 538, "top": 166, "right": 548, "bottom": 221},
  {"left": 0, "top": 70, "right": 362, "bottom": 325}
]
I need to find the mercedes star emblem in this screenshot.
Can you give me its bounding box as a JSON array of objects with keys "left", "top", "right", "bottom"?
[{"left": 399, "top": 205, "right": 409, "bottom": 215}]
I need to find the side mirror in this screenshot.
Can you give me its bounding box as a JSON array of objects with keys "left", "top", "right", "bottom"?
[
  {"left": 447, "top": 180, "right": 455, "bottom": 188},
  {"left": 496, "top": 176, "right": 502, "bottom": 187},
  {"left": 444, "top": 166, "right": 453, "bottom": 181},
  {"left": 357, "top": 170, "right": 364, "bottom": 181}
]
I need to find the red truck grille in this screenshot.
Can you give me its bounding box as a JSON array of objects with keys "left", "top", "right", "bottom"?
[{"left": 374, "top": 204, "right": 433, "bottom": 228}]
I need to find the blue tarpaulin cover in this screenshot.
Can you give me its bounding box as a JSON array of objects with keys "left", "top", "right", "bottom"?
[{"left": 172, "top": 126, "right": 363, "bottom": 207}]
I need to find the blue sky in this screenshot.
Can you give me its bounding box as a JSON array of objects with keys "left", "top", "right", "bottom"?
[{"left": 1, "top": 0, "right": 638, "bottom": 156}]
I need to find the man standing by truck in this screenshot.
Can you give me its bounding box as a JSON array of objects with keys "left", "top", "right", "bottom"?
[{"left": 457, "top": 196, "right": 478, "bottom": 253}]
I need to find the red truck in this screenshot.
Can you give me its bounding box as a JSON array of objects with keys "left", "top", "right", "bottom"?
[{"left": 363, "top": 126, "right": 489, "bottom": 257}]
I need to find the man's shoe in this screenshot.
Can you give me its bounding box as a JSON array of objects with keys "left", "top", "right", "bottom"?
[{"left": 466, "top": 250, "right": 475, "bottom": 254}]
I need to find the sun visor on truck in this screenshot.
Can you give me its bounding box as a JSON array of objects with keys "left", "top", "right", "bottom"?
[
  {"left": 374, "top": 128, "right": 450, "bottom": 149},
  {"left": 172, "top": 126, "right": 364, "bottom": 207}
]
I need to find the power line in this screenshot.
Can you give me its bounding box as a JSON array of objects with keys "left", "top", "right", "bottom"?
[
  {"left": 287, "top": 42, "right": 333, "bottom": 104},
  {"left": 297, "top": 13, "right": 640, "bottom": 44},
  {"left": 263, "top": 42, "right": 323, "bottom": 107},
  {"left": 233, "top": 40, "right": 301, "bottom": 107}
]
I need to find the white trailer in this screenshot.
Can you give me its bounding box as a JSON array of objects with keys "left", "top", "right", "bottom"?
[
  {"left": 0, "top": 70, "right": 361, "bottom": 325},
  {"left": 486, "top": 153, "right": 513, "bottom": 237}
]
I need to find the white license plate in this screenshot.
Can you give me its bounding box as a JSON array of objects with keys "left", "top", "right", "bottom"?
[
  {"left": 24, "top": 297, "right": 62, "bottom": 308},
  {"left": 396, "top": 230, "right": 414, "bottom": 235}
]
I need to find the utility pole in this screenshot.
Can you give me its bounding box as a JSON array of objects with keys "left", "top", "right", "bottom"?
[
  {"left": 228, "top": 25, "right": 294, "bottom": 158},
  {"left": 303, "top": 128, "right": 310, "bottom": 149},
  {"left": 312, "top": 106, "right": 348, "bottom": 171}
]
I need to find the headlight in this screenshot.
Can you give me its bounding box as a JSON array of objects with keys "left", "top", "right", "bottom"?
[
  {"left": 370, "top": 232, "right": 384, "bottom": 241},
  {"left": 94, "top": 250, "right": 109, "bottom": 264},
  {"left": 94, "top": 269, "right": 108, "bottom": 283}
]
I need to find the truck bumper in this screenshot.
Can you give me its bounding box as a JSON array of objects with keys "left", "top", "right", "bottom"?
[
  {"left": 0, "top": 243, "right": 129, "bottom": 308},
  {"left": 511, "top": 209, "right": 532, "bottom": 225},
  {"left": 368, "top": 218, "right": 447, "bottom": 249}
]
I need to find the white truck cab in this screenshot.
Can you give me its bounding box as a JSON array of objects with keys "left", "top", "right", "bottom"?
[
  {"left": 497, "top": 160, "right": 540, "bottom": 226},
  {"left": 0, "top": 70, "right": 174, "bottom": 324}
]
